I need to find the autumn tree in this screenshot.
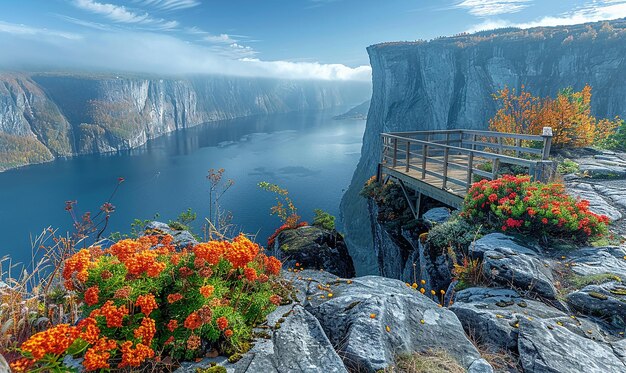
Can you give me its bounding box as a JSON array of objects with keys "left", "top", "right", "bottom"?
[{"left": 489, "top": 84, "right": 620, "bottom": 148}]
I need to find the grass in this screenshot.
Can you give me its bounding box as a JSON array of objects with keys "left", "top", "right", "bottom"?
[
  {"left": 383, "top": 350, "right": 465, "bottom": 373},
  {"left": 557, "top": 158, "right": 580, "bottom": 175}
]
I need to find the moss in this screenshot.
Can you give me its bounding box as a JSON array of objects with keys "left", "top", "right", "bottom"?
[
  {"left": 196, "top": 366, "right": 227, "bottom": 373},
  {"left": 344, "top": 301, "right": 361, "bottom": 312},
  {"left": 609, "top": 287, "right": 626, "bottom": 296},
  {"left": 495, "top": 300, "right": 515, "bottom": 307},
  {"left": 385, "top": 349, "right": 465, "bottom": 373},
  {"left": 588, "top": 291, "right": 609, "bottom": 300},
  {"left": 557, "top": 159, "right": 580, "bottom": 175},
  {"left": 228, "top": 353, "right": 243, "bottom": 363},
  {"left": 568, "top": 273, "right": 621, "bottom": 289}
]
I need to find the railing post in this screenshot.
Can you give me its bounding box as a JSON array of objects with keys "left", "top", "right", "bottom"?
[
  {"left": 542, "top": 127, "right": 553, "bottom": 160},
  {"left": 466, "top": 151, "right": 474, "bottom": 192},
  {"left": 421, "top": 144, "right": 428, "bottom": 179},
  {"left": 492, "top": 158, "right": 500, "bottom": 180},
  {"left": 515, "top": 138, "right": 521, "bottom": 157},
  {"left": 405, "top": 141, "right": 411, "bottom": 172},
  {"left": 442, "top": 147, "right": 449, "bottom": 189},
  {"left": 392, "top": 138, "right": 398, "bottom": 168},
  {"left": 471, "top": 134, "right": 477, "bottom": 151}
]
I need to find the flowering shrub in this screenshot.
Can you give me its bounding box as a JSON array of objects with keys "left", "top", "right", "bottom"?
[
  {"left": 11, "top": 234, "right": 285, "bottom": 372},
  {"left": 461, "top": 175, "right": 609, "bottom": 243},
  {"left": 267, "top": 221, "right": 309, "bottom": 248}
]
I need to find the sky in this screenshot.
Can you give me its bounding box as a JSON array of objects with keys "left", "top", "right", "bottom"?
[{"left": 1, "top": 0, "right": 626, "bottom": 81}]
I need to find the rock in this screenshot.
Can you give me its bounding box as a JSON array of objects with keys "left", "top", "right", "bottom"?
[
  {"left": 176, "top": 304, "right": 347, "bottom": 373},
  {"left": 294, "top": 270, "right": 485, "bottom": 372},
  {"left": 273, "top": 226, "right": 355, "bottom": 278},
  {"left": 451, "top": 287, "right": 566, "bottom": 350},
  {"left": 0, "top": 354, "right": 10, "bottom": 373},
  {"left": 144, "top": 221, "right": 198, "bottom": 248},
  {"left": 567, "top": 246, "right": 626, "bottom": 279},
  {"left": 567, "top": 282, "right": 626, "bottom": 326},
  {"left": 470, "top": 234, "right": 558, "bottom": 300},
  {"left": 518, "top": 318, "right": 626, "bottom": 373},
  {"left": 468, "top": 358, "right": 495, "bottom": 373},
  {"left": 423, "top": 207, "right": 452, "bottom": 224},
  {"left": 575, "top": 155, "right": 626, "bottom": 179},
  {"left": 567, "top": 182, "right": 623, "bottom": 221}
]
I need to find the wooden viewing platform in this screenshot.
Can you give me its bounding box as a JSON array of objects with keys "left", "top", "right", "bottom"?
[{"left": 376, "top": 128, "right": 555, "bottom": 215}]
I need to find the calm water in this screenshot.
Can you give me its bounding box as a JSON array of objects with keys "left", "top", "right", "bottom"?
[{"left": 0, "top": 108, "right": 365, "bottom": 267}]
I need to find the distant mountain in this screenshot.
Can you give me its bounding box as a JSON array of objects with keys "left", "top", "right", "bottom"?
[
  {"left": 0, "top": 73, "right": 371, "bottom": 171},
  {"left": 341, "top": 18, "right": 626, "bottom": 274},
  {"left": 333, "top": 100, "right": 370, "bottom": 120}
]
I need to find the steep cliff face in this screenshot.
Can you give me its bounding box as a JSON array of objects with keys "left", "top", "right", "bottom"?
[
  {"left": 342, "top": 19, "right": 626, "bottom": 275},
  {"left": 0, "top": 73, "right": 370, "bottom": 170}
]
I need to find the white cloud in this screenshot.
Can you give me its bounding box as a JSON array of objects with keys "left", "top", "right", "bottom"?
[
  {"left": 0, "top": 21, "right": 82, "bottom": 40},
  {"left": 466, "top": 0, "right": 626, "bottom": 32},
  {"left": 456, "top": 0, "right": 532, "bottom": 17},
  {"left": 204, "top": 33, "right": 236, "bottom": 43},
  {"left": 134, "top": 0, "right": 201, "bottom": 11},
  {"left": 73, "top": 0, "right": 178, "bottom": 29},
  {"left": 0, "top": 28, "right": 370, "bottom": 81}
]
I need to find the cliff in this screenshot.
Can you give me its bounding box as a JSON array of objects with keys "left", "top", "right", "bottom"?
[
  {"left": 0, "top": 73, "right": 371, "bottom": 171},
  {"left": 341, "top": 18, "right": 626, "bottom": 274}
]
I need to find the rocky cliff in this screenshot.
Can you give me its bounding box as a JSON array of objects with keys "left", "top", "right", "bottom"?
[
  {"left": 342, "top": 19, "right": 626, "bottom": 274},
  {"left": 0, "top": 73, "right": 370, "bottom": 171}
]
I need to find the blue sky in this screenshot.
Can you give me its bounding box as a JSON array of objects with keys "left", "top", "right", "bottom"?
[{"left": 1, "top": 0, "right": 626, "bottom": 80}]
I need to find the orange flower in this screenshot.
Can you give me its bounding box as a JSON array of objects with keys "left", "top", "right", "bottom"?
[
  {"left": 82, "top": 337, "right": 116, "bottom": 371},
  {"left": 244, "top": 267, "right": 257, "bottom": 282},
  {"left": 62, "top": 249, "right": 91, "bottom": 290},
  {"left": 224, "top": 329, "right": 233, "bottom": 338},
  {"left": 187, "top": 334, "right": 201, "bottom": 350},
  {"left": 84, "top": 286, "right": 100, "bottom": 306},
  {"left": 184, "top": 312, "right": 203, "bottom": 330},
  {"left": 225, "top": 235, "right": 260, "bottom": 268},
  {"left": 14, "top": 324, "right": 80, "bottom": 362},
  {"left": 167, "top": 319, "right": 178, "bottom": 332},
  {"left": 114, "top": 286, "right": 132, "bottom": 299},
  {"left": 269, "top": 295, "right": 281, "bottom": 306},
  {"left": 199, "top": 285, "right": 215, "bottom": 298},
  {"left": 193, "top": 241, "right": 227, "bottom": 265},
  {"left": 77, "top": 317, "right": 100, "bottom": 344},
  {"left": 134, "top": 317, "right": 156, "bottom": 345},
  {"left": 167, "top": 293, "right": 183, "bottom": 303},
  {"left": 109, "top": 239, "right": 143, "bottom": 261},
  {"left": 95, "top": 301, "right": 129, "bottom": 328},
  {"left": 257, "top": 274, "right": 269, "bottom": 283},
  {"left": 135, "top": 294, "right": 158, "bottom": 316},
  {"left": 265, "top": 256, "right": 282, "bottom": 276},
  {"left": 118, "top": 341, "right": 154, "bottom": 368},
  {"left": 216, "top": 316, "right": 228, "bottom": 331}
]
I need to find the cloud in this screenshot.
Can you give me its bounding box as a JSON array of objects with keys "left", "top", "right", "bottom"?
[
  {"left": 73, "top": 0, "right": 178, "bottom": 29},
  {"left": 133, "top": 0, "right": 201, "bottom": 11},
  {"left": 455, "top": 0, "right": 532, "bottom": 17},
  {"left": 466, "top": 0, "right": 626, "bottom": 32},
  {"left": 0, "top": 21, "right": 82, "bottom": 40},
  {"left": 203, "top": 33, "right": 236, "bottom": 43},
  {"left": 0, "top": 28, "right": 370, "bottom": 81}
]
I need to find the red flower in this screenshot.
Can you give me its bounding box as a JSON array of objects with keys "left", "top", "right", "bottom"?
[
  {"left": 265, "top": 256, "right": 282, "bottom": 276},
  {"left": 135, "top": 294, "right": 158, "bottom": 316},
  {"left": 224, "top": 329, "right": 234, "bottom": 338},
  {"left": 216, "top": 316, "right": 228, "bottom": 330},
  {"left": 244, "top": 267, "right": 258, "bottom": 282},
  {"left": 167, "top": 319, "right": 178, "bottom": 332},
  {"left": 167, "top": 293, "right": 183, "bottom": 303},
  {"left": 184, "top": 312, "right": 203, "bottom": 330},
  {"left": 199, "top": 285, "right": 215, "bottom": 298}
]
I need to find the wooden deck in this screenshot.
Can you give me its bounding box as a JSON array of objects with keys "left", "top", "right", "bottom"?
[{"left": 377, "top": 128, "right": 555, "bottom": 212}]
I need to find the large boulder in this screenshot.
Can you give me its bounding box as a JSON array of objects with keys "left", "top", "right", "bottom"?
[
  {"left": 451, "top": 287, "right": 566, "bottom": 350},
  {"left": 470, "top": 234, "right": 558, "bottom": 300},
  {"left": 518, "top": 318, "right": 626, "bottom": 373},
  {"left": 176, "top": 304, "right": 347, "bottom": 373},
  {"left": 291, "top": 270, "right": 487, "bottom": 372},
  {"left": 566, "top": 246, "right": 626, "bottom": 279},
  {"left": 273, "top": 226, "right": 355, "bottom": 278},
  {"left": 422, "top": 207, "right": 452, "bottom": 224},
  {"left": 144, "top": 221, "right": 198, "bottom": 248},
  {"left": 567, "top": 281, "right": 626, "bottom": 326}
]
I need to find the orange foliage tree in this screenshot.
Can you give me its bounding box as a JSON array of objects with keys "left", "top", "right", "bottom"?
[{"left": 489, "top": 85, "right": 619, "bottom": 147}]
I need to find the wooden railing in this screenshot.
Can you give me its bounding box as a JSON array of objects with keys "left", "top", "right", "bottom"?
[{"left": 378, "top": 128, "right": 554, "bottom": 195}]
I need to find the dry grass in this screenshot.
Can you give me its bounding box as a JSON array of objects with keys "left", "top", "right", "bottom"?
[
  {"left": 384, "top": 350, "right": 465, "bottom": 373},
  {"left": 0, "top": 227, "right": 81, "bottom": 363}
]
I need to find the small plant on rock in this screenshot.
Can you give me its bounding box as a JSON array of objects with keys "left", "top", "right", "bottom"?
[
  {"left": 10, "top": 233, "right": 285, "bottom": 372},
  {"left": 461, "top": 175, "right": 609, "bottom": 244},
  {"left": 312, "top": 209, "right": 336, "bottom": 231}
]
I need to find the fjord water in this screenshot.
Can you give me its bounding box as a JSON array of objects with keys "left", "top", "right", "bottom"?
[{"left": 0, "top": 107, "right": 365, "bottom": 266}]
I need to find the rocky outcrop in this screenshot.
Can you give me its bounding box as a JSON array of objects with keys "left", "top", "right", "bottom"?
[
  {"left": 0, "top": 73, "right": 371, "bottom": 171},
  {"left": 341, "top": 19, "right": 626, "bottom": 274},
  {"left": 273, "top": 225, "right": 355, "bottom": 278},
  {"left": 144, "top": 221, "right": 198, "bottom": 248}
]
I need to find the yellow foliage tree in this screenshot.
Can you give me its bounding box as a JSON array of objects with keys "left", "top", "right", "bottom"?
[{"left": 489, "top": 84, "right": 619, "bottom": 147}]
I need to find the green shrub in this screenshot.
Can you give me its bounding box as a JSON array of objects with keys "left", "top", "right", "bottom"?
[
  {"left": 168, "top": 208, "right": 197, "bottom": 231},
  {"left": 312, "top": 209, "right": 336, "bottom": 231},
  {"left": 461, "top": 175, "right": 609, "bottom": 244},
  {"left": 557, "top": 159, "right": 580, "bottom": 175},
  {"left": 427, "top": 217, "right": 483, "bottom": 253}
]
